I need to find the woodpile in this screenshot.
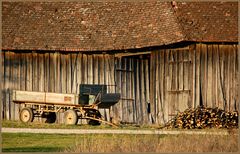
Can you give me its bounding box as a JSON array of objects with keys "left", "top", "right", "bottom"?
[{"left": 165, "top": 106, "right": 238, "bottom": 129}]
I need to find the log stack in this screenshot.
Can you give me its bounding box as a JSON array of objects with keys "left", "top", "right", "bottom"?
[{"left": 165, "top": 106, "right": 238, "bottom": 129}]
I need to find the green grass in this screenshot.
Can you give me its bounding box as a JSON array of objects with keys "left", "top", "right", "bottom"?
[
  {"left": 2, "top": 132, "right": 238, "bottom": 152},
  {"left": 2, "top": 133, "right": 80, "bottom": 152},
  {"left": 2, "top": 133, "right": 165, "bottom": 152}
]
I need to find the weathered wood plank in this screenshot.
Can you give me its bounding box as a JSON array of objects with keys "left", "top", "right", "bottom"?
[
  {"left": 136, "top": 58, "right": 141, "bottom": 124},
  {"left": 93, "top": 54, "right": 98, "bottom": 84},
  {"left": 116, "top": 58, "right": 122, "bottom": 122},
  {"left": 202, "top": 44, "right": 208, "bottom": 107},
  {"left": 155, "top": 52, "right": 161, "bottom": 124},
  {"left": 195, "top": 45, "right": 201, "bottom": 108},
  {"left": 12, "top": 53, "right": 20, "bottom": 120},
  {"left": 125, "top": 59, "right": 131, "bottom": 123},
  {"left": 104, "top": 55, "right": 110, "bottom": 121},
  {"left": 213, "top": 45, "right": 219, "bottom": 108},
  {"left": 141, "top": 59, "right": 147, "bottom": 124},
  {"left": 131, "top": 59, "right": 136, "bottom": 123},
  {"left": 61, "top": 54, "right": 67, "bottom": 93},
  {"left": 76, "top": 54, "right": 82, "bottom": 93},
  {"left": 235, "top": 44, "right": 240, "bottom": 111},
  {"left": 32, "top": 52, "right": 38, "bottom": 91},
  {"left": 150, "top": 52, "right": 156, "bottom": 123},
  {"left": 38, "top": 53, "right": 44, "bottom": 92},
  {"left": 166, "top": 50, "right": 173, "bottom": 121},
  {"left": 88, "top": 54, "right": 93, "bottom": 85},
  {"left": 4, "top": 52, "right": 10, "bottom": 119},
  {"left": 227, "top": 46, "right": 232, "bottom": 111},
  {"left": 66, "top": 54, "right": 72, "bottom": 93},
  {"left": 145, "top": 58, "right": 150, "bottom": 124},
  {"left": 56, "top": 53, "right": 61, "bottom": 93},
  {"left": 207, "top": 45, "right": 213, "bottom": 108},
  {"left": 81, "top": 54, "right": 86, "bottom": 84},
  {"left": 99, "top": 55, "right": 104, "bottom": 84},
  {"left": 191, "top": 46, "right": 196, "bottom": 109},
  {"left": 27, "top": 53, "right": 33, "bottom": 91},
  {"left": 224, "top": 45, "right": 230, "bottom": 111},
  {"left": 169, "top": 50, "right": 175, "bottom": 117},
  {"left": 71, "top": 53, "right": 78, "bottom": 93},
  {"left": 232, "top": 45, "right": 236, "bottom": 111},
  {"left": 212, "top": 45, "right": 216, "bottom": 108},
  {"left": 218, "top": 45, "right": 226, "bottom": 110},
  {"left": 121, "top": 58, "right": 127, "bottom": 122},
  {"left": 44, "top": 53, "right": 50, "bottom": 92},
  {"left": 162, "top": 50, "right": 167, "bottom": 123},
  {"left": 12, "top": 90, "right": 78, "bottom": 105}
]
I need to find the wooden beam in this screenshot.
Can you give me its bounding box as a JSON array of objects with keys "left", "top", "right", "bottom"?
[{"left": 115, "top": 51, "right": 151, "bottom": 58}]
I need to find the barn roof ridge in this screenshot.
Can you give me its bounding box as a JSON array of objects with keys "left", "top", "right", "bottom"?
[{"left": 2, "top": 1, "right": 238, "bottom": 52}]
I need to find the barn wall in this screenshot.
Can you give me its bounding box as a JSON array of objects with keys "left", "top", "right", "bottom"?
[
  {"left": 1, "top": 51, "right": 150, "bottom": 125},
  {"left": 1, "top": 52, "right": 116, "bottom": 123},
  {"left": 151, "top": 43, "right": 239, "bottom": 124}
]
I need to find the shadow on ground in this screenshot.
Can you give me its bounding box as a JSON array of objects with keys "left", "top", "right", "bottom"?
[{"left": 2, "top": 146, "right": 61, "bottom": 152}]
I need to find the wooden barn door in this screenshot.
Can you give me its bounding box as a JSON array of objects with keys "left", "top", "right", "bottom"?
[
  {"left": 114, "top": 55, "right": 150, "bottom": 124},
  {"left": 166, "top": 49, "right": 193, "bottom": 118},
  {"left": 150, "top": 48, "right": 193, "bottom": 124}
]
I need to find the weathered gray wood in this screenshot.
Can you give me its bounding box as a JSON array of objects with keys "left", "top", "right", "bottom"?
[
  {"left": 131, "top": 59, "right": 136, "bottom": 123},
  {"left": 135, "top": 58, "right": 141, "bottom": 124},
  {"left": 32, "top": 52, "right": 38, "bottom": 91},
  {"left": 191, "top": 46, "right": 196, "bottom": 109},
  {"left": 218, "top": 45, "right": 226, "bottom": 109},
  {"left": 141, "top": 59, "right": 147, "bottom": 124},
  {"left": 76, "top": 54, "right": 83, "bottom": 93},
  {"left": 13, "top": 90, "right": 78, "bottom": 105},
  {"left": 88, "top": 54, "right": 93, "bottom": 85},
  {"left": 93, "top": 55, "right": 98, "bottom": 84},
  {"left": 5, "top": 52, "right": 10, "bottom": 120},
  {"left": 207, "top": 45, "right": 213, "bottom": 108},
  {"left": 61, "top": 54, "right": 67, "bottom": 93},
  {"left": 195, "top": 45, "right": 201, "bottom": 108},
  {"left": 117, "top": 58, "right": 122, "bottom": 122},
  {"left": 224, "top": 45, "right": 230, "bottom": 110},
  {"left": 145, "top": 59, "right": 150, "bottom": 124},
  {"left": 71, "top": 53, "right": 78, "bottom": 93},
  {"left": 44, "top": 53, "right": 50, "bottom": 92},
  {"left": 155, "top": 52, "right": 160, "bottom": 124},
  {"left": 236, "top": 44, "right": 240, "bottom": 111},
  {"left": 67, "top": 54, "right": 72, "bottom": 93},
  {"left": 56, "top": 53, "right": 61, "bottom": 93},
  {"left": 203, "top": 44, "right": 208, "bottom": 107},
  {"left": 104, "top": 55, "right": 110, "bottom": 121},
  {"left": 2, "top": 44, "right": 239, "bottom": 124},
  {"left": 149, "top": 53, "right": 154, "bottom": 123},
  {"left": 121, "top": 58, "right": 126, "bottom": 122}
]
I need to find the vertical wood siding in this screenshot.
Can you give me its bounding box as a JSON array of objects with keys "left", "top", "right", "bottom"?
[
  {"left": 1, "top": 52, "right": 117, "bottom": 123},
  {"left": 1, "top": 52, "right": 151, "bottom": 124},
  {"left": 115, "top": 56, "right": 150, "bottom": 124},
  {"left": 2, "top": 43, "right": 238, "bottom": 125},
  {"left": 151, "top": 44, "right": 239, "bottom": 124}
]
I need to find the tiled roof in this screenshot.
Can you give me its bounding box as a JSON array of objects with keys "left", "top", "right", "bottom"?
[
  {"left": 2, "top": 1, "right": 238, "bottom": 51},
  {"left": 175, "top": 2, "right": 238, "bottom": 42}
]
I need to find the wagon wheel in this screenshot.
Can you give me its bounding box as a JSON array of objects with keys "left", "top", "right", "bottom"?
[
  {"left": 45, "top": 112, "right": 57, "bottom": 123},
  {"left": 64, "top": 109, "right": 78, "bottom": 125},
  {"left": 19, "top": 107, "right": 34, "bottom": 123},
  {"left": 85, "top": 109, "right": 102, "bottom": 126}
]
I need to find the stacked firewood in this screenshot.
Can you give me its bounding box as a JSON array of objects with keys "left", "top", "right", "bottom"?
[{"left": 165, "top": 106, "right": 238, "bottom": 129}]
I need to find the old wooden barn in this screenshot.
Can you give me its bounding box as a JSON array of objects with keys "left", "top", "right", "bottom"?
[{"left": 1, "top": 1, "right": 239, "bottom": 125}]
